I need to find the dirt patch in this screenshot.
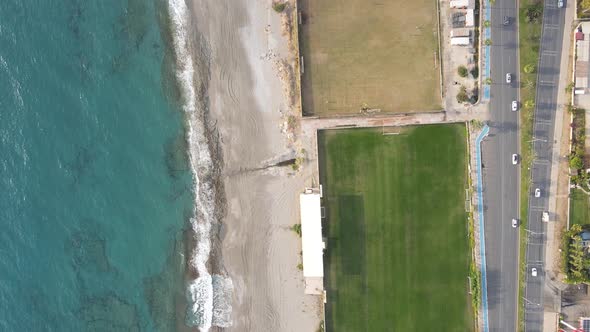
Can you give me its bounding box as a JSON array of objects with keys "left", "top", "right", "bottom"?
[{"left": 298, "top": 0, "right": 442, "bottom": 116}]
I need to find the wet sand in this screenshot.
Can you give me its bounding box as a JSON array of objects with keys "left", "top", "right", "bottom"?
[{"left": 189, "top": 0, "right": 322, "bottom": 330}]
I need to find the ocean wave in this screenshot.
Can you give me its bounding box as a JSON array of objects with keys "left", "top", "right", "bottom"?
[{"left": 166, "top": 0, "right": 232, "bottom": 330}]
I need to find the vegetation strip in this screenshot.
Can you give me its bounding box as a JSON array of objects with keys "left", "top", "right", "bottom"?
[{"left": 517, "top": 1, "right": 543, "bottom": 330}]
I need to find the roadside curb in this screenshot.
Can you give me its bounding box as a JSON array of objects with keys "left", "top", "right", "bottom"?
[{"left": 475, "top": 125, "right": 490, "bottom": 332}]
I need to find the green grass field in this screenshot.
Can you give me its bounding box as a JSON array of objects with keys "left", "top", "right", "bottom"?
[
  {"left": 318, "top": 124, "right": 472, "bottom": 331},
  {"left": 570, "top": 189, "right": 590, "bottom": 226},
  {"left": 298, "top": 0, "right": 441, "bottom": 116}
]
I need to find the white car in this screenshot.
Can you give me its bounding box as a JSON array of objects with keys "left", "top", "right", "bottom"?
[
  {"left": 506, "top": 73, "right": 512, "bottom": 83},
  {"left": 535, "top": 188, "right": 541, "bottom": 198},
  {"left": 512, "top": 100, "right": 518, "bottom": 111},
  {"left": 558, "top": 0, "right": 564, "bottom": 8},
  {"left": 531, "top": 267, "right": 538, "bottom": 277},
  {"left": 512, "top": 219, "right": 518, "bottom": 228},
  {"left": 512, "top": 154, "right": 519, "bottom": 165}
]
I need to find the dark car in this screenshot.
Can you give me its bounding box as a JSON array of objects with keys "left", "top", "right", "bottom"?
[{"left": 503, "top": 16, "right": 510, "bottom": 25}]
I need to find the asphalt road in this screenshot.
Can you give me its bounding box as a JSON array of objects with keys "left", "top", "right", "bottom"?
[
  {"left": 523, "top": 0, "right": 566, "bottom": 330},
  {"left": 482, "top": 0, "right": 520, "bottom": 330}
]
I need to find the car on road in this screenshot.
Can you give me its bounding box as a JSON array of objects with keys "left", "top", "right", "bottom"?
[
  {"left": 503, "top": 16, "right": 510, "bottom": 25},
  {"left": 511, "top": 100, "right": 518, "bottom": 111},
  {"left": 512, "top": 154, "right": 519, "bottom": 165},
  {"left": 531, "top": 267, "right": 537, "bottom": 277},
  {"left": 506, "top": 73, "right": 512, "bottom": 83},
  {"left": 558, "top": 0, "right": 564, "bottom": 8},
  {"left": 535, "top": 188, "right": 541, "bottom": 198},
  {"left": 512, "top": 219, "right": 518, "bottom": 228}
]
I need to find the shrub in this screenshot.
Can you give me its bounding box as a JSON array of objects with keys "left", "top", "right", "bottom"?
[
  {"left": 458, "top": 65, "right": 468, "bottom": 78},
  {"left": 484, "top": 39, "right": 492, "bottom": 46},
  {"left": 525, "top": 4, "right": 542, "bottom": 23},
  {"left": 571, "top": 155, "right": 584, "bottom": 170},
  {"left": 524, "top": 63, "right": 536, "bottom": 74},
  {"left": 272, "top": 2, "right": 286, "bottom": 13},
  {"left": 470, "top": 86, "right": 479, "bottom": 104},
  {"left": 456, "top": 86, "right": 469, "bottom": 103},
  {"left": 290, "top": 224, "right": 302, "bottom": 237},
  {"left": 470, "top": 119, "right": 484, "bottom": 130}
]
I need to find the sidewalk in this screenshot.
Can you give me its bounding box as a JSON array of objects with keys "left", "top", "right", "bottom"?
[{"left": 543, "top": 1, "right": 575, "bottom": 331}]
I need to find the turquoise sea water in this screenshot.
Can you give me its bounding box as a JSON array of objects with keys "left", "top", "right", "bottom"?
[{"left": 0, "top": 1, "right": 194, "bottom": 330}]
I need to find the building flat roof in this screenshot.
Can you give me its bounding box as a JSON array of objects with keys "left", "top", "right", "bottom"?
[
  {"left": 465, "top": 9, "right": 475, "bottom": 27},
  {"left": 299, "top": 193, "right": 324, "bottom": 278},
  {"left": 451, "top": 36, "right": 471, "bottom": 46},
  {"left": 450, "top": 0, "right": 475, "bottom": 8}
]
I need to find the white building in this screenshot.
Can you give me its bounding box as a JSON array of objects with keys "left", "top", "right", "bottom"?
[
  {"left": 451, "top": 37, "right": 471, "bottom": 46},
  {"left": 465, "top": 9, "right": 475, "bottom": 27},
  {"left": 450, "top": 0, "right": 475, "bottom": 8},
  {"left": 299, "top": 190, "right": 325, "bottom": 295}
]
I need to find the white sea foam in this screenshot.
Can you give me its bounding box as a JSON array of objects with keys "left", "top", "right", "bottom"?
[{"left": 166, "top": 0, "right": 232, "bottom": 330}]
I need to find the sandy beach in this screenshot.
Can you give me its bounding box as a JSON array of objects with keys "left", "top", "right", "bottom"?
[{"left": 188, "top": 0, "right": 322, "bottom": 330}]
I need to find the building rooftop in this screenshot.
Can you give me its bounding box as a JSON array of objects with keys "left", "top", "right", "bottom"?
[{"left": 299, "top": 191, "right": 325, "bottom": 294}]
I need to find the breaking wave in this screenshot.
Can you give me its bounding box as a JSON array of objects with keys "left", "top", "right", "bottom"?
[{"left": 166, "top": 0, "right": 233, "bottom": 330}]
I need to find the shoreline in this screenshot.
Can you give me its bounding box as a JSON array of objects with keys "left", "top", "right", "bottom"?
[{"left": 168, "top": 0, "right": 323, "bottom": 330}]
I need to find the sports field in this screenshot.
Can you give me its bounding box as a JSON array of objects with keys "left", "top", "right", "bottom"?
[
  {"left": 318, "top": 124, "right": 472, "bottom": 331},
  {"left": 298, "top": 0, "right": 442, "bottom": 116}
]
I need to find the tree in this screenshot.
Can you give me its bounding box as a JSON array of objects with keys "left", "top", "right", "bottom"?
[
  {"left": 484, "top": 39, "right": 492, "bottom": 46},
  {"left": 570, "top": 155, "right": 584, "bottom": 170},
  {"left": 483, "top": 20, "right": 491, "bottom": 28},
  {"left": 566, "top": 82, "right": 575, "bottom": 94},
  {"left": 524, "top": 99, "right": 535, "bottom": 109},
  {"left": 471, "top": 66, "right": 479, "bottom": 78},
  {"left": 524, "top": 63, "right": 536, "bottom": 74},
  {"left": 484, "top": 77, "right": 492, "bottom": 85},
  {"left": 571, "top": 224, "right": 583, "bottom": 234},
  {"left": 458, "top": 65, "right": 468, "bottom": 78},
  {"left": 569, "top": 235, "right": 586, "bottom": 280},
  {"left": 457, "top": 86, "right": 469, "bottom": 103}
]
